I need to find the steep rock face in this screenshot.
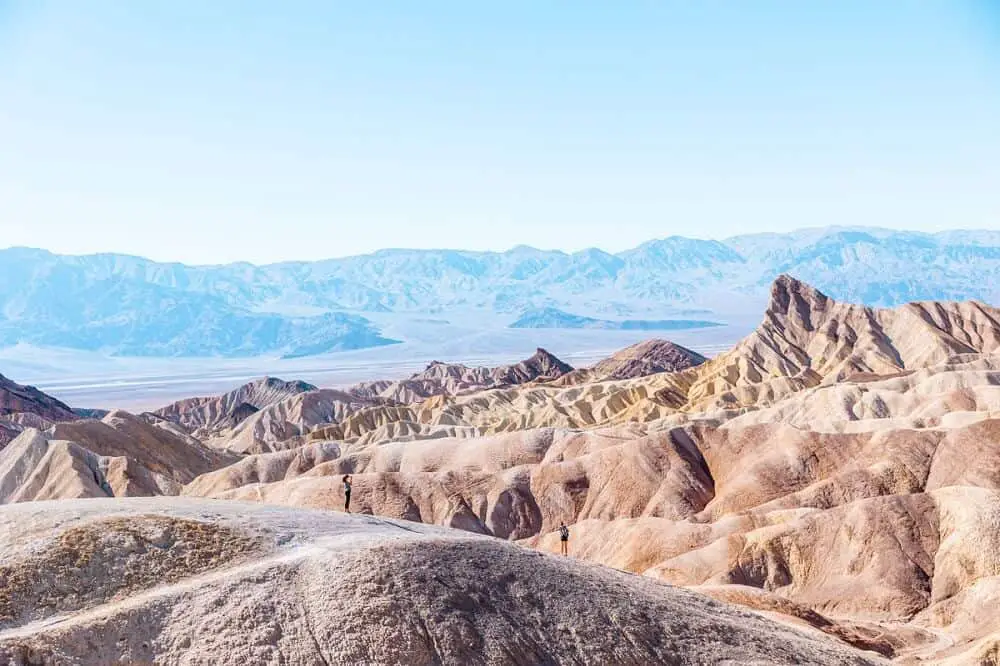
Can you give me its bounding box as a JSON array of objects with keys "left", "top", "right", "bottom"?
[
  {"left": 0, "top": 430, "right": 111, "bottom": 502},
  {"left": 489, "top": 347, "right": 574, "bottom": 384},
  {"left": 188, "top": 427, "right": 715, "bottom": 539},
  {"left": 679, "top": 275, "right": 1000, "bottom": 412},
  {"left": 0, "top": 499, "right": 885, "bottom": 665},
  {"left": 349, "top": 348, "right": 573, "bottom": 403},
  {"left": 0, "top": 374, "right": 76, "bottom": 422},
  {"left": 0, "top": 373, "right": 77, "bottom": 446},
  {"left": 46, "top": 410, "right": 239, "bottom": 491},
  {"left": 185, "top": 404, "right": 1000, "bottom": 661},
  {"left": 155, "top": 377, "right": 317, "bottom": 438},
  {"left": 217, "top": 389, "right": 387, "bottom": 454},
  {"left": 202, "top": 277, "right": 1000, "bottom": 451},
  {"left": 557, "top": 339, "right": 707, "bottom": 385}
]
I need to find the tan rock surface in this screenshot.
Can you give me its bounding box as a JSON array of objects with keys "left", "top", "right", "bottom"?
[
  {"left": 556, "top": 338, "right": 706, "bottom": 384},
  {"left": 154, "top": 376, "right": 317, "bottom": 439},
  {"left": 722, "top": 355, "right": 1000, "bottom": 433},
  {"left": 0, "top": 421, "right": 238, "bottom": 503},
  {"left": 184, "top": 409, "right": 1000, "bottom": 662},
  {"left": 0, "top": 498, "right": 885, "bottom": 665},
  {"left": 188, "top": 427, "right": 714, "bottom": 538},
  {"left": 7, "top": 277, "right": 1000, "bottom": 662},
  {"left": 0, "top": 430, "right": 111, "bottom": 502},
  {"left": 349, "top": 347, "right": 573, "bottom": 402},
  {"left": 48, "top": 410, "right": 239, "bottom": 488},
  {"left": 216, "top": 388, "right": 387, "bottom": 454},
  {"left": 195, "top": 277, "right": 1000, "bottom": 452},
  {"left": 158, "top": 349, "right": 573, "bottom": 456},
  {"left": 681, "top": 275, "right": 1000, "bottom": 414}
]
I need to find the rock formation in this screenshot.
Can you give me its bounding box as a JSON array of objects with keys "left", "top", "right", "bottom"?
[
  {"left": 682, "top": 274, "right": 1000, "bottom": 412},
  {"left": 0, "top": 430, "right": 113, "bottom": 502},
  {"left": 0, "top": 411, "right": 240, "bottom": 502},
  {"left": 7, "top": 275, "right": 1000, "bottom": 662},
  {"left": 557, "top": 338, "right": 707, "bottom": 384},
  {"left": 213, "top": 389, "right": 390, "bottom": 454},
  {"left": 155, "top": 377, "right": 318, "bottom": 439},
  {"left": 154, "top": 349, "right": 574, "bottom": 454},
  {"left": 348, "top": 347, "right": 573, "bottom": 403},
  {"left": 174, "top": 276, "right": 1000, "bottom": 661},
  {"left": 0, "top": 498, "right": 885, "bottom": 665},
  {"left": 253, "top": 276, "right": 1000, "bottom": 446},
  {"left": 48, "top": 410, "right": 240, "bottom": 489},
  {"left": 0, "top": 373, "right": 77, "bottom": 446}
]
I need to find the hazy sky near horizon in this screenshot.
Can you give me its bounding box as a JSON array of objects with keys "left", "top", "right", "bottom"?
[{"left": 1, "top": 1, "right": 999, "bottom": 265}]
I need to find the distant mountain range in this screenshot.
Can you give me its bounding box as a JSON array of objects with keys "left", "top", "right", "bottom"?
[
  {"left": 509, "top": 307, "right": 721, "bottom": 331},
  {"left": 2, "top": 226, "right": 999, "bottom": 357}
]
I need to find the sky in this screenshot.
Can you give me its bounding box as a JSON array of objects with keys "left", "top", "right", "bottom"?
[{"left": 0, "top": 1, "right": 999, "bottom": 265}]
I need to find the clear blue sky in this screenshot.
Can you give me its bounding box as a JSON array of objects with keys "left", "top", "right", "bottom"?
[{"left": 1, "top": 1, "right": 998, "bottom": 264}]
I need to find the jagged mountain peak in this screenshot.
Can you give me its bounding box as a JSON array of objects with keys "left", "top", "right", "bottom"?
[
  {"left": 254, "top": 376, "right": 318, "bottom": 393},
  {"left": 524, "top": 347, "right": 573, "bottom": 371},
  {"left": 491, "top": 348, "right": 573, "bottom": 386},
  {"left": 766, "top": 274, "right": 832, "bottom": 331},
  {"left": 769, "top": 273, "right": 829, "bottom": 305},
  {"left": 590, "top": 339, "right": 706, "bottom": 381},
  {"left": 155, "top": 376, "right": 318, "bottom": 438},
  {"left": 683, "top": 276, "right": 1000, "bottom": 412}
]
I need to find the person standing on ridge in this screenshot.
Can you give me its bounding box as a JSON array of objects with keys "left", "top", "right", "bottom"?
[
  {"left": 343, "top": 474, "right": 353, "bottom": 513},
  {"left": 559, "top": 522, "right": 569, "bottom": 556}
]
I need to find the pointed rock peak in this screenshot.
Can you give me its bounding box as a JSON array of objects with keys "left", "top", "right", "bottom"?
[
  {"left": 525, "top": 348, "right": 574, "bottom": 374},
  {"left": 590, "top": 338, "right": 706, "bottom": 380},
  {"left": 768, "top": 275, "right": 831, "bottom": 317},
  {"left": 103, "top": 409, "right": 139, "bottom": 423},
  {"left": 152, "top": 375, "right": 319, "bottom": 435},
  {"left": 621, "top": 339, "right": 705, "bottom": 359},
  {"left": 414, "top": 359, "right": 476, "bottom": 380},
  {"left": 254, "top": 377, "right": 317, "bottom": 392}
]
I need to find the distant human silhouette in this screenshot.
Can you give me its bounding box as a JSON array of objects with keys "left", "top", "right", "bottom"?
[
  {"left": 343, "top": 474, "right": 353, "bottom": 512},
  {"left": 559, "top": 522, "right": 569, "bottom": 556}
]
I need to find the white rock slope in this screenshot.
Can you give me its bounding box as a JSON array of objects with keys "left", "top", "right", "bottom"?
[{"left": 0, "top": 498, "right": 884, "bottom": 665}]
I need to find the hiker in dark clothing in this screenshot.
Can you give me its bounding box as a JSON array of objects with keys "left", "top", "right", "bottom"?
[
  {"left": 343, "top": 474, "right": 353, "bottom": 512},
  {"left": 559, "top": 522, "right": 569, "bottom": 556}
]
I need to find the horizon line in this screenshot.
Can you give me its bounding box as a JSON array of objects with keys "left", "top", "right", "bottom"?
[{"left": 1, "top": 224, "right": 997, "bottom": 268}]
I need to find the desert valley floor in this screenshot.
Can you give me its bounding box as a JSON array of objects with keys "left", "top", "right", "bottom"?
[{"left": 4, "top": 276, "right": 1000, "bottom": 664}]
